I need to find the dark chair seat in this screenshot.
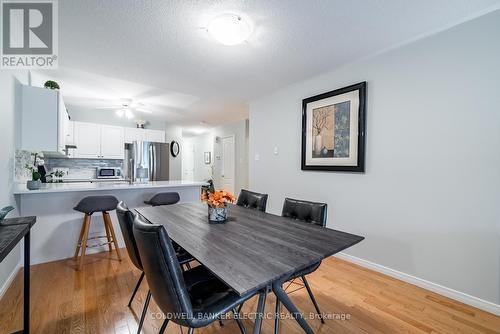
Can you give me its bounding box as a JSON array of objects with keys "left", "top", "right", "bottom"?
[
  {"left": 144, "top": 192, "right": 180, "bottom": 206},
  {"left": 133, "top": 215, "right": 257, "bottom": 332},
  {"left": 236, "top": 189, "right": 268, "bottom": 212},
  {"left": 183, "top": 265, "right": 251, "bottom": 327},
  {"left": 73, "top": 195, "right": 119, "bottom": 214},
  {"left": 281, "top": 197, "right": 327, "bottom": 227}
]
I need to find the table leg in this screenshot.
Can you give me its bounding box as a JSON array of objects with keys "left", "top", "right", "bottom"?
[
  {"left": 252, "top": 290, "right": 267, "bottom": 334},
  {"left": 273, "top": 284, "right": 314, "bottom": 334},
  {"left": 24, "top": 230, "right": 30, "bottom": 334}
]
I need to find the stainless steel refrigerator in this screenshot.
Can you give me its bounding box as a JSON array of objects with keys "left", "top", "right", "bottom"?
[{"left": 124, "top": 141, "right": 169, "bottom": 182}]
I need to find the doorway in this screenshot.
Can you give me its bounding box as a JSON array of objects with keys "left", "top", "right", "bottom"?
[{"left": 220, "top": 135, "right": 235, "bottom": 194}]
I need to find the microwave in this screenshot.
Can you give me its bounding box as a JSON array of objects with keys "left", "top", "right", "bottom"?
[{"left": 96, "top": 167, "right": 122, "bottom": 179}]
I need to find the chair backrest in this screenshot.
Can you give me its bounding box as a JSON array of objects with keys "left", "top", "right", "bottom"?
[
  {"left": 236, "top": 189, "right": 268, "bottom": 212},
  {"left": 133, "top": 214, "right": 193, "bottom": 326},
  {"left": 116, "top": 201, "right": 142, "bottom": 271},
  {"left": 281, "top": 198, "right": 327, "bottom": 227},
  {"left": 145, "top": 192, "right": 180, "bottom": 206}
]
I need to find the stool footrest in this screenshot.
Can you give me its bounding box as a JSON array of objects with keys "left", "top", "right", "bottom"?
[{"left": 84, "top": 240, "right": 114, "bottom": 248}]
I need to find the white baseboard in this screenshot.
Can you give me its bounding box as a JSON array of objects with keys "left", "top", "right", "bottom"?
[
  {"left": 335, "top": 253, "right": 500, "bottom": 316},
  {"left": 0, "top": 262, "right": 22, "bottom": 301}
]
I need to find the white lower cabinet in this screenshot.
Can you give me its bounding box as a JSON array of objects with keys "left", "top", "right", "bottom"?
[{"left": 74, "top": 122, "right": 124, "bottom": 159}]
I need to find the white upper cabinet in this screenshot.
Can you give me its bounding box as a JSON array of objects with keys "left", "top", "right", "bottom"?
[
  {"left": 73, "top": 122, "right": 101, "bottom": 159},
  {"left": 21, "top": 85, "right": 69, "bottom": 154},
  {"left": 100, "top": 125, "right": 125, "bottom": 159},
  {"left": 124, "top": 127, "right": 146, "bottom": 144},
  {"left": 124, "top": 128, "right": 166, "bottom": 144},
  {"left": 146, "top": 129, "right": 166, "bottom": 143},
  {"left": 74, "top": 122, "right": 124, "bottom": 159}
]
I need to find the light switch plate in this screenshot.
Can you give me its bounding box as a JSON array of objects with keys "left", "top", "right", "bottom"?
[{"left": 254, "top": 154, "right": 260, "bottom": 161}]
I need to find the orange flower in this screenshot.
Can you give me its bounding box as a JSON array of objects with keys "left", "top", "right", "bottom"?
[{"left": 202, "top": 189, "right": 236, "bottom": 208}]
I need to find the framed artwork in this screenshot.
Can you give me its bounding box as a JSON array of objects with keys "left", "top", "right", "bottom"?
[
  {"left": 204, "top": 152, "right": 211, "bottom": 164},
  {"left": 301, "top": 82, "right": 366, "bottom": 172}
]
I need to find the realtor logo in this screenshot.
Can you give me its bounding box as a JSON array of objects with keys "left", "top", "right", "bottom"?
[{"left": 1, "top": 0, "right": 58, "bottom": 68}]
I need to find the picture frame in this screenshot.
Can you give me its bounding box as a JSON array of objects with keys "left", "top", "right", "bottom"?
[
  {"left": 204, "top": 152, "right": 211, "bottom": 164},
  {"left": 301, "top": 82, "right": 366, "bottom": 172}
]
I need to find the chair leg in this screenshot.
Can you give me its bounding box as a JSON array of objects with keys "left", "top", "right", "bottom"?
[
  {"left": 302, "top": 276, "right": 325, "bottom": 324},
  {"left": 78, "top": 214, "right": 91, "bottom": 270},
  {"left": 232, "top": 308, "right": 247, "bottom": 334},
  {"left": 73, "top": 216, "right": 87, "bottom": 259},
  {"left": 103, "top": 212, "right": 122, "bottom": 261},
  {"left": 137, "top": 290, "right": 152, "bottom": 334},
  {"left": 104, "top": 217, "right": 113, "bottom": 252},
  {"left": 128, "top": 272, "right": 145, "bottom": 307},
  {"left": 187, "top": 328, "right": 194, "bottom": 334},
  {"left": 158, "top": 319, "right": 169, "bottom": 334},
  {"left": 274, "top": 299, "right": 280, "bottom": 334},
  {"left": 218, "top": 319, "right": 224, "bottom": 326}
]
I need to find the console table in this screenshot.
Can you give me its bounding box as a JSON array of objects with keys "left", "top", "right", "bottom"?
[{"left": 0, "top": 216, "right": 36, "bottom": 334}]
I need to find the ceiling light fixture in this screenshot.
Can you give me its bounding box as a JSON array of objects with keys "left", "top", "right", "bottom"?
[
  {"left": 125, "top": 109, "right": 134, "bottom": 119},
  {"left": 115, "top": 109, "right": 124, "bottom": 117},
  {"left": 207, "top": 13, "right": 252, "bottom": 46}
]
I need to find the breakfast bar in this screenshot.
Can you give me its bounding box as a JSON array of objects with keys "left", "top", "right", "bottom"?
[{"left": 13, "top": 181, "right": 205, "bottom": 265}]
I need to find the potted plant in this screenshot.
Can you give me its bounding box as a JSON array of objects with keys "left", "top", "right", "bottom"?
[
  {"left": 44, "top": 80, "right": 60, "bottom": 90},
  {"left": 201, "top": 186, "right": 235, "bottom": 223},
  {"left": 25, "top": 164, "right": 42, "bottom": 190}
]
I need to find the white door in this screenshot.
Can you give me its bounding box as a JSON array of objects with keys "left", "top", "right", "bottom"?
[
  {"left": 146, "top": 129, "right": 165, "bottom": 143},
  {"left": 74, "top": 122, "right": 101, "bottom": 158},
  {"left": 124, "top": 127, "right": 146, "bottom": 144},
  {"left": 182, "top": 142, "right": 195, "bottom": 181},
  {"left": 221, "top": 135, "right": 235, "bottom": 193},
  {"left": 100, "top": 125, "right": 125, "bottom": 159}
]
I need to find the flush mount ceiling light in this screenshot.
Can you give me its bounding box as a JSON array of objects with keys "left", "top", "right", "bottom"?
[{"left": 207, "top": 14, "right": 252, "bottom": 46}]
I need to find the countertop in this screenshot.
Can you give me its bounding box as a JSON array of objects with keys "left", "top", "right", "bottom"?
[{"left": 13, "top": 180, "right": 207, "bottom": 195}]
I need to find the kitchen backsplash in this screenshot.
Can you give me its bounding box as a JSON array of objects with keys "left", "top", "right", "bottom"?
[{"left": 15, "top": 150, "right": 122, "bottom": 181}]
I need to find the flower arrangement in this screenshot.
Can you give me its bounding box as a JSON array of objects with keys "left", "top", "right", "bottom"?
[
  {"left": 202, "top": 186, "right": 235, "bottom": 223},
  {"left": 201, "top": 189, "right": 235, "bottom": 208}
]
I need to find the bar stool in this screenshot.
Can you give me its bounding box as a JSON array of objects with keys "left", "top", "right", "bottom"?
[
  {"left": 144, "top": 192, "right": 180, "bottom": 206},
  {"left": 73, "top": 195, "right": 122, "bottom": 270}
]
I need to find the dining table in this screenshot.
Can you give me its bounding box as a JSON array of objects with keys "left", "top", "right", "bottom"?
[{"left": 136, "top": 202, "right": 364, "bottom": 334}]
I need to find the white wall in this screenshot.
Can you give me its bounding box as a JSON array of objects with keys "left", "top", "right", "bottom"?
[
  {"left": 183, "top": 133, "right": 214, "bottom": 182},
  {"left": 0, "top": 70, "right": 29, "bottom": 296},
  {"left": 249, "top": 11, "right": 500, "bottom": 306},
  {"left": 164, "top": 124, "right": 183, "bottom": 180}
]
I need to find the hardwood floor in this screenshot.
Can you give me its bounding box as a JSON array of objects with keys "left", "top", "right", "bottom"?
[{"left": 0, "top": 250, "right": 498, "bottom": 334}]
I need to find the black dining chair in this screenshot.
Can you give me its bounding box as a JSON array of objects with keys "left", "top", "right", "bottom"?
[
  {"left": 236, "top": 189, "right": 269, "bottom": 212},
  {"left": 274, "top": 198, "right": 328, "bottom": 332},
  {"left": 144, "top": 192, "right": 180, "bottom": 206},
  {"left": 133, "top": 214, "right": 258, "bottom": 334},
  {"left": 116, "top": 201, "right": 194, "bottom": 334}
]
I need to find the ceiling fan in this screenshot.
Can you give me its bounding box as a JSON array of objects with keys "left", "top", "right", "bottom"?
[{"left": 95, "top": 98, "right": 154, "bottom": 119}]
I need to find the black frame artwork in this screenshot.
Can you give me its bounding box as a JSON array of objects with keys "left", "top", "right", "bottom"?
[{"left": 301, "top": 82, "right": 366, "bottom": 172}]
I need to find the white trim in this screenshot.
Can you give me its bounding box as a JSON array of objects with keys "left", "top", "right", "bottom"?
[
  {"left": 0, "top": 262, "right": 22, "bottom": 301},
  {"left": 335, "top": 253, "right": 500, "bottom": 316}
]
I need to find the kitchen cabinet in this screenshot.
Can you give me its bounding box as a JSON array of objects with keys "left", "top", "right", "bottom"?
[
  {"left": 100, "top": 125, "right": 125, "bottom": 159},
  {"left": 20, "top": 85, "right": 70, "bottom": 155},
  {"left": 145, "top": 129, "right": 166, "bottom": 143},
  {"left": 124, "top": 127, "right": 146, "bottom": 143},
  {"left": 73, "top": 122, "right": 124, "bottom": 159},
  {"left": 124, "top": 128, "right": 166, "bottom": 144}
]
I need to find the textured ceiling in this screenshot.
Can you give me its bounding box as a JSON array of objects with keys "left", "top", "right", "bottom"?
[{"left": 49, "top": 0, "right": 500, "bottom": 128}]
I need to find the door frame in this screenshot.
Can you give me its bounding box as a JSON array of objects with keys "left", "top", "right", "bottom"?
[{"left": 220, "top": 134, "right": 236, "bottom": 194}]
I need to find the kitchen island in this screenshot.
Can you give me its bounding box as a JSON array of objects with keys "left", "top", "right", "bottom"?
[{"left": 13, "top": 180, "right": 206, "bottom": 264}]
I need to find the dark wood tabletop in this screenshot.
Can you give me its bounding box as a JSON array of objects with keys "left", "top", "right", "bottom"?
[
  {"left": 136, "top": 203, "right": 364, "bottom": 296},
  {"left": 0, "top": 216, "right": 36, "bottom": 263}
]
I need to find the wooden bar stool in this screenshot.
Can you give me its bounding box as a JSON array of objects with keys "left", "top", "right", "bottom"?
[{"left": 73, "top": 195, "right": 122, "bottom": 270}]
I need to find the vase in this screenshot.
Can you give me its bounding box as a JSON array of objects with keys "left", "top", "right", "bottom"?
[
  {"left": 314, "top": 135, "right": 323, "bottom": 156},
  {"left": 208, "top": 204, "right": 227, "bottom": 223},
  {"left": 27, "top": 180, "right": 41, "bottom": 190}
]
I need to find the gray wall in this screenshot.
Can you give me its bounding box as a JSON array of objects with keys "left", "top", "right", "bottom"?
[
  {"left": 249, "top": 11, "right": 500, "bottom": 304},
  {"left": 0, "top": 70, "right": 29, "bottom": 296},
  {"left": 165, "top": 124, "right": 183, "bottom": 180}
]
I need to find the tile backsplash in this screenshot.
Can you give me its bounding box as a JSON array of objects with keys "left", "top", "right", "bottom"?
[{"left": 15, "top": 150, "right": 122, "bottom": 181}]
